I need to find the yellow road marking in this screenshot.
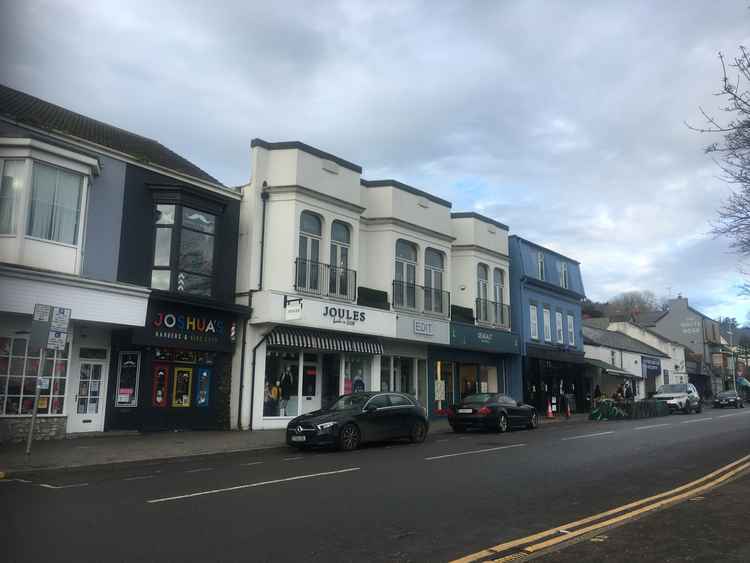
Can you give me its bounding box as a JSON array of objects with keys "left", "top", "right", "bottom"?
[{"left": 450, "top": 453, "right": 750, "bottom": 563}]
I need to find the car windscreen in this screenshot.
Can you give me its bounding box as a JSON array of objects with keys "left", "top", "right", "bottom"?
[
  {"left": 329, "top": 394, "right": 370, "bottom": 411},
  {"left": 657, "top": 384, "right": 687, "bottom": 394},
  {"left": 462, "top": 394, "right": 495, "bottom": 403},
  {"left": 717, "top": 391, "right": 737, "bottom": 398}
]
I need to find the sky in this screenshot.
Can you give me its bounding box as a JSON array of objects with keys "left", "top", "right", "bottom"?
[{"left": 2, "top": 1, "right": 750, "bottom": 324}]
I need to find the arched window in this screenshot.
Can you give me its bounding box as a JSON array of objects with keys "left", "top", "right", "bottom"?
[
  {"left": 298, "top": 211, "right": 322, "bottom": 291},
  {"left": 424, "top": 248, "right": 445, "bottom": 313},
  {"left": 330, "top": 221, "right": 351, "bottom": 297},
  {"left": 477, "top": 264, "right": 489, "bottom": 322},
  {"left": 395, "top": 239, "right": 418, "bottom": 308}
]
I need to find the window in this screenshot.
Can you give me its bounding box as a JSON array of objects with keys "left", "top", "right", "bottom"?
[
  {"left": 151, "top": 204, "right": 217, "bottom": 296},
  {"left": 388, "top": 394, "right": 413, "bottom": 407},
  {"left": 115, "top": 351, "right": 140, "bottom": 407},
  {"left": 537, "top": 251, "right": 545, "bottom": 280},
  {"left": 264, "top": 348, "right": 299, "bottom": 417},
  {"left": 424, "top": 248, "right": 445, "bottom": 313},
  {"left": 0, "top": 160, "right": 24, "bottom": 234},
  {"left": 0, "top": 336, "right": 69, "bottom": 416},
  {"left": 611, "top": 350, "right": 617, "bottom": 366},
  {"left": 543, "top": 307, "right": 551, "bottom": 342},
  {"left": 365, "top": 394, "right": 390, "bottom": 410},
  {"left": 27, "top": 161, "right": 82, "bottom": 245},
  {"left": 560, "top": 262, "right": 568, "bottom": 289},
  {"left": 556, "top": 311, "right": 564, "bottom": 343},
  {"left": 477, "top": 263, "right": 489, "bottom": 322},
  {"left": 297, "top": 211, "right": 322, "bottom": 292},
  {"left": 344, "top": 355, "right": 371, "bottom": 394},
  {"left": 394, "top": 239, "right": 418, "bottom": 308},
  {"left": 530, "top": 304, "right": 539, "bottom": 339},
  {"left": 329, "top": 221, "right": 350, "bottom": 297},
  {"left": 493, "top": 268, "right": 505, "bottom": 326},
  {"left": 567, "top": 314, "right": 575, "bottom": 346}
]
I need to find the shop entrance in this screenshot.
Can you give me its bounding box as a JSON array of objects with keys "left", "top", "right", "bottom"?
[
  {"left": 68, "top": 360, "right": 107, "bottom": 433},
  {"left": 458, "top": 364, "right": 498, "bottom": 399},
  {"left": 322, "top": 354, "right": 340, "bottom": 409}
]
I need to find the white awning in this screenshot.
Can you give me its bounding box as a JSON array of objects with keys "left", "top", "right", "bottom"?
[
  {"left": 267, "top": 326, "right": 383, "bottom": 354},
  {"left": 0, "top": 265, "right": 150, "bottom": 326}
]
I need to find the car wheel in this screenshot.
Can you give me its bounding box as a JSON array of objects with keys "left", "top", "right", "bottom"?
[
  {"left": 497, "top": 413, "right": 509, "bottom": 433},
  {"left": 338, "top": 423, "right": 360, "bottom": 451},
  {"left": 452, "top": 424, "right": 466, "bottom": 433},
  {"left": 410, "top": 421, "right": 427, "bottom": 443},
  {"left": 527, "top": 411, "right": 539, "bottom": 430},
  {"left": 736, "top": 402, "right": 741, "bottom": 409},
  {"left": 682, "top": 402, "right": 691, "bottom": 414}
]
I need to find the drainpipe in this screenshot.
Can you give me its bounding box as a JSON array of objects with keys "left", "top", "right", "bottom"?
[
  {"left": 236, "top": 182, "right": 270, "bottom": 430},
  {"left": 249, "top": 330, "right": 272, "bottom": 430}
]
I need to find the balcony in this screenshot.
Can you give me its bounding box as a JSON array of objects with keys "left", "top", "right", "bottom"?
[
  {"left": 294, "top": 259, "right": 357, "bottom": 302},
  {"left": 392, "top": 280, "right": 450, "bottom": 318},
  {"left": 476, "top": 298, "right": 511, "bottom": 330}
]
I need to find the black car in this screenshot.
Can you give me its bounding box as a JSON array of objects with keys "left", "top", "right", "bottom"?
[
  {"left": 286, "top": 392, "right": 429, "bottom": 451},
  {"left": 448, "top": 393, "right": 538, "bottom": 433},
  {"left": 713, "top": 390, "right": 745, "bottom": 409}
]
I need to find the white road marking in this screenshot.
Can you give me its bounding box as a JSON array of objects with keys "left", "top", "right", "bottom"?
[
  {"left": 718, "top": 411, "right": 750, "bottom": 419},
  {"left": 435, "top": 438, "right": 449, "bottom": 442},
  {"left": 38, "top": 483, "right": 89, "bottom": 489},
  {"left": 0, "top": 478, "right": 32, "bottom": 484},
  {"left": 240, "top": 461, "right": 264, "bottom": 467},
  {"left": 561, "top": 431, "right": 615, "bottom": 441},
  {"left": 635, "top": 423, "right": 671, "bottom": 431},
  {"left": 185, "top": 467, "right": 214, "bottom": 473},
  {"left": 283, "top": 457, "right": 303, "bottom": 461},
  {"left": 147, "top": 467, "right": 361, "bottom": 504},
  {"left": 425, "top": 443, "right": 526, "bottom": 461},
  {"left": 681, "top": 417, "right": 713, "bottom": 424},
  {"left": 124, "top": 475, "right": 156, "bottom": 481}
]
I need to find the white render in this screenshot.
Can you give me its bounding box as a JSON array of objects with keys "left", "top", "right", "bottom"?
[{"left": 584, "top": 343, "right": 648, "bottom": 399}]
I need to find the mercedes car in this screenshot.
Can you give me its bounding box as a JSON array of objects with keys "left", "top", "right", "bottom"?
[
  {"left": 447, "top": 393, "right": 539, "bottom": 433},
  {"left": 286, "top": 392, "right": 429, "bottom": 451},
  {"left": 713, "top": 390, "right": 744, "bottom": 409}
]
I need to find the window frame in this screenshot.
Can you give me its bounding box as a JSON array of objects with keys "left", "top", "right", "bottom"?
[
  {"left": 0, "top": 159, "right": 26, "bottom": 235},
  {"left": 530, "top": 304, "right": 539, "bottom": 340},
  {"left": 394, "top": 239, "right": 418, "bottom": 309},
  {"left": 537, "top": 251, "right": 545, "bottom": 280},
  {"left": 555, "top": 311, "right": 564, "bottom": 343},
  {"left": 329, "top": 220, "right": 351, "bottom": 297},
  {"left": 560, "top": 262, "right": 569, "bottom": 289},
  {"left": 26, "top": 160, "right": 84, "bottom": 246},
  {"left": 543, "top": 307, "right": 552, "bottom": 342},
  {"left": 567, "top": 313, "right": 575, "bottom": 346},
  {"left": 424, "top": 248, "right": 445, "bottom": 314}
]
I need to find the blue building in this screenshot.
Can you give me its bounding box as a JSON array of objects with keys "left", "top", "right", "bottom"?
[{"left": 508, "top": 236, "right": 588, "bottom": 414}]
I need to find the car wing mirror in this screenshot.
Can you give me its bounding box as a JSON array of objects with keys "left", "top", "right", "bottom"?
[{"left": 364, "top": 405, "right": 377, "bottom": 413}]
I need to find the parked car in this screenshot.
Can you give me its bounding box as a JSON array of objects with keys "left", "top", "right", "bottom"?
[
  {"left": 653, "top": 383, "right": 702, "bottom": 414},
  {"left": 447, "top": 393, "right": 538, "bottom": 433},
  {"left": 713, "top": 390, "right": 745, "bottom": 409},
  {"left": 286, "top": 392, "right": 429, "bottom": 451}
]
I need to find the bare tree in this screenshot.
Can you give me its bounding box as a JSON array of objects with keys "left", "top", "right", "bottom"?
[
  {"left": 691, "top": 47, "right": 750, "bottom": 290},
  {"left": 605, "top": 290, "right": 661, "bottom": 320}
]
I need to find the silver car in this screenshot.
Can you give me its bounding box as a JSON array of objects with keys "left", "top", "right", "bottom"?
[{"left": 653, "top": 383, "right": 702, "bottom": 414}]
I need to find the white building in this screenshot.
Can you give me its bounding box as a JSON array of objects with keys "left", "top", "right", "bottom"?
[{"left": 232, "top": 139, "right": 520, "bottom": 431}]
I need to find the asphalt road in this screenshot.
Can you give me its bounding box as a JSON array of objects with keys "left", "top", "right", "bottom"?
[{"left": 3, "top": 407, "right": 750, "bottom": 563}]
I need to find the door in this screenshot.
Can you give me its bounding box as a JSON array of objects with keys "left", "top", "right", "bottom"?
[
  {"left": 68, "top": 361, "right": 107, "bottom": 433},
  {"left": 299, "top": 354, "right": 321, "bottom": 414},
  {"left": 358, "top": 394, "right": 392, "bottom": 441},
  {"left": 321, "top": 354, "right": 340, "bottom": 409}
]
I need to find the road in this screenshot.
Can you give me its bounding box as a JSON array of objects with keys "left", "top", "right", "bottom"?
[{"left": 3, "top": 407, "right": 750, "bottom": 563}]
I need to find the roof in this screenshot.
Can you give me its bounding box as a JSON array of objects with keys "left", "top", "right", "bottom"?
[
  {"left": 582, "top": 326, "right": 668, "bottom": 358},
  {"left": 251, "top": 138, "right": 362, "bottom": 173},
  {"left": 0, "top": 84, "right": 221, "bottom": 186},
  {"left": 361, "top": 178, "right": 452, "bottom": 208},
  {"left": 635, "top": 310, "right": 667, "bottom": 327},
  {"left": 450, "top": 211, "right": 509, "bottom": 231},
  {"left": 508, "top": 235, "right": 581, "bottom": 265},
  {"left": 607, "top": 319, "right": 685, "bottom": 347},
  {"left": 583, "top": 317, "right": 610, "bottom": 330},
  {"left": 584, "top": 358, "right": 632, "bottom": 376}
]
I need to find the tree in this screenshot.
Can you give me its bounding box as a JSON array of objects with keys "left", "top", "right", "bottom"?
[
  {"left": 692, "top": 47, "right": 750, "bottom": 289},
  {"left": 605, "top": 290, "right": 661, "bottom": 320}
]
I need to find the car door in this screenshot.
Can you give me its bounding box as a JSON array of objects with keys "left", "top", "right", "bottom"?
[
  {"left": 387, "top": 393, "right": 416, "bottom": 437},
  {"left": 499, "top": 395, "right": 522, "bottom": 427},
  {"left": 358, "top": 394, "right": 392, "bottom": 441}
]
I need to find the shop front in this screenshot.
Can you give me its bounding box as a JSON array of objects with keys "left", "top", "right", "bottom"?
[
  {"left": 524, "top": 344, "right": 588, "bottom": 415},
  {"left": 428, "top": 322, "right": 521, "bottom": 417},
  {"left": 106, "top": 298, "right": 241, "bottom": 431}
]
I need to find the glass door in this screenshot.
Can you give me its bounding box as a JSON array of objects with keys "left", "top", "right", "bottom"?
[
  {"left": 68, "top": 361, "right": 106, "bottom": 433},
  {"left": 299, "top": 353, "right": 320, "bottom": 414}
]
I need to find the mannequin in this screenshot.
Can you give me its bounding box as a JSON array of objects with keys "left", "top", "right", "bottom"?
[{"left": 279, "top": 367, "right": 294, "bottom": 416}]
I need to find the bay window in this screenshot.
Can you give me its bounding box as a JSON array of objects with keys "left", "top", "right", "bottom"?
[
  {"left": 0, "top": 160, "right": 24, "bottom": 234},
  {"left": 27, "top": 162, "right": 83, "bottom": 245}
]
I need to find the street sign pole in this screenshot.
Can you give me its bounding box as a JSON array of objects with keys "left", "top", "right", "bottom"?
[{"left": 25, "top": 347, "right": 45, "bottom": 456}]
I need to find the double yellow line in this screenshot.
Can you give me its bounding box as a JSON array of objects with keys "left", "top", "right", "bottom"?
[{"left": 452, "top": 453, "right": 750, "bottom": 563}]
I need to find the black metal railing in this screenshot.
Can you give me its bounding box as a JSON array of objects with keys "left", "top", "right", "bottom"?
[
  {"left": 476, "top": 298, "right": 511, "bottom": 329},
  {"left": 392, "top": 280, "right": 450, "bottom": 317},
  {"left": 294, "top": 259, "right": 357, "bottom": 301}
]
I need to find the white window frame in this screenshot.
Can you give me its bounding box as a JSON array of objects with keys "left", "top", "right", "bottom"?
[
  {"left": 115, "top": 351, "right": 141, "bottom": 408},
  {"left": 567, "top": 314, "right": 575, "bottom": 346},
  {"left": 543, "top": 307, "right": 551, "bottom": 342},
  {"left": 530, "top": 304, "right": 539, "bottom": 340},
  {"left": 555, "top": 311, "right": 564, "bottom": 343},
  {"left": 560, "top": 262, "right": 568, "bottom": 289},
  {"left": 0, "top": 158, "right": 26, "bottom": 235},
  {"left": 537, "top": 251, "right": 545, "bottom": 280}
]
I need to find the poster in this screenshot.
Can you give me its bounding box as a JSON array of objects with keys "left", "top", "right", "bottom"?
[{"left": 435, "top": 380, "right": 445, "bottom": 401}]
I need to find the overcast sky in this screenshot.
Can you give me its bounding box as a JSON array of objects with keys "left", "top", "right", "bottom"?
[{"left": 2, "top": 1, "right": 750, "bottom": 323}]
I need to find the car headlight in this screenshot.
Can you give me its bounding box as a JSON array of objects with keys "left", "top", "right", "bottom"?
[{"left": 316, "top": 421, "right": 338, "bottom": 432}]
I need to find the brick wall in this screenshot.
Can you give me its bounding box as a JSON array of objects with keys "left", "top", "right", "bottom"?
[{"left": 0, "top": 416, "right": 67, "bottom": 443}]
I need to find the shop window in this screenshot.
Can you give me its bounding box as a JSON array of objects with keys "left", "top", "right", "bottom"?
[
  {"left": 417, "top": 359, "right": 427, "bottom": 407},
  {"left": 115, "top": 351, "right": 140, "bottom": 407},
  {"left": 344, "top": 356, "right": 371, "bottom": 394},
  {"left": 302, "top": 362, "right": 318, "bottom": 397},
  {"left": 0, "top": 336, "right": 68, "bottom": 416},
  {"left": 264, "top": 349, "right": 299, "bottom": 417},
  {"left": 150, "top": 204, "right": 217, "bottom": 297},
  {"left": 195, "top": 367, "right": 211, "bottom": 407},
  {"left": 172, "top": 367, "right": 193, "bottom": 407},
  {"left": 152, "top": 364, "right": 169, "bottom": 407},
  {"left": 27, "top": 161, "right": 83, "bottom": 245},
  {"left": 433, "top": 360, "right": 454, "bottom": 413},
  {"left": 380, "top": 356, "right": 392, "bottom": 392},
  {"left": 0, "top": 160, "right": 24, "bottom": 234}
]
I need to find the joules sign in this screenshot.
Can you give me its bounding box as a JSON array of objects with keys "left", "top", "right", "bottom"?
[{"left": 322, "top": 305, "right": 367, "bottom": 326}]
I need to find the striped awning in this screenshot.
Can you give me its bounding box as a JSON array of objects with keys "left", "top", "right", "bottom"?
[{"left": 267, "top": 327, "right": 383, "bottom": 354}]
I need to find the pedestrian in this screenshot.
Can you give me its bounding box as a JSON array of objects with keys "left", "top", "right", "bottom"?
[
  {"left": 625, "top": 382, "right": 634, "bottom": 401},
  {"left": 594, "top": 384, "right": 602, "bottom": 403}
]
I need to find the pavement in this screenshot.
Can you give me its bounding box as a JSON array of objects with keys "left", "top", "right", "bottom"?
[
  {"left": 0, "top": 412, "right": 590, "bottom": 475},
  {"left": 2, "top": 406, "right": 749, "bottom": 562}
]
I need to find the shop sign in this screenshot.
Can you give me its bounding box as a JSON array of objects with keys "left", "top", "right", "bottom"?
[
  {"left": 450, "top": 322, "right": 520, "bottom": 354},
  {"left": 395, "top": 315, "right": 450, "bottom": 343},
  {"left": 134, "top": 300, "right": 235, "bottom": 351},
  {"left": 414, "top": 319, "right": 433, "bottom": 336},
  {"left": 322, "top": 305, "right": 367, "bottom": 326},
  {"left": 641, "top": 356, "right": 661, "bottom": 377}
]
